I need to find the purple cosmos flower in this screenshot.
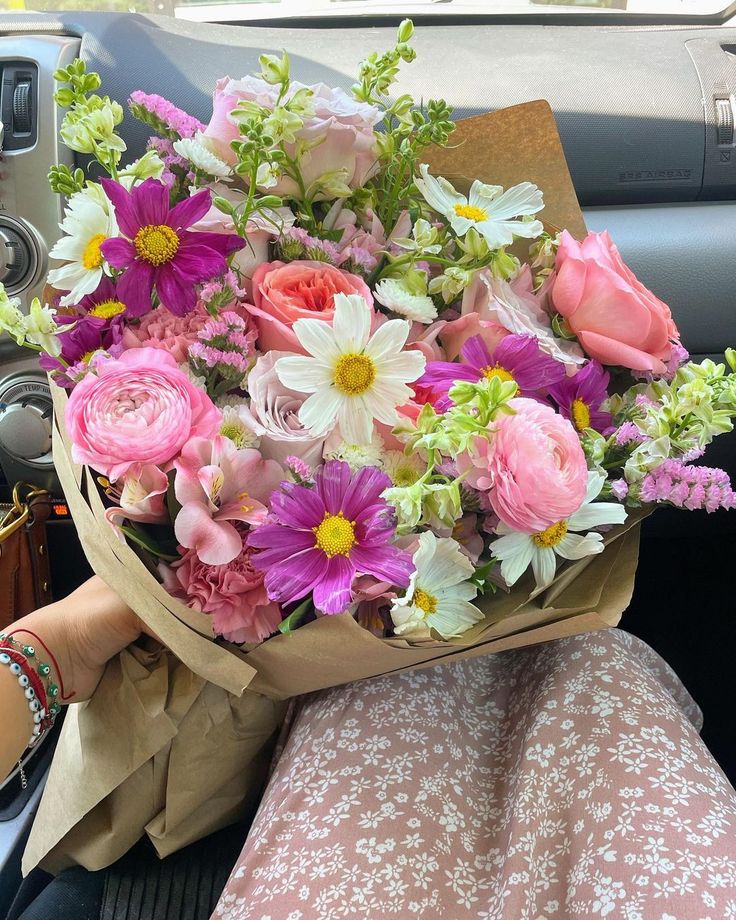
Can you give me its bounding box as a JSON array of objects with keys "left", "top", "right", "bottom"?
[
  {"left": 420, "top": 334, "right": 566, "bottom": 410},
  {"left": 248, "top": 460, "right": 414, "bottom": 615},
  {"left": 39, "top": 278, "right": 126, "bottom": 384},
  {"left": 100, "top": 178, "right": 244, "bottom": 317},
  {"left": 549, "top": 360, "right": 614, "bottom": 434}
]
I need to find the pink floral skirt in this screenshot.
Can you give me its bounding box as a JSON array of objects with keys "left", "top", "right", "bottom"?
[{"left": 213, "top": 630, "right": 736, "bottom": 919}]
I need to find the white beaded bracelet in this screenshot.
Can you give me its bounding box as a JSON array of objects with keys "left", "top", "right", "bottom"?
[{"left": 0, "top": 651, "right": 48, "bottom": 748}]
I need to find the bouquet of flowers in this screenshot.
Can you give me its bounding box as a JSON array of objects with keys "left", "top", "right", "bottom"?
[{"left": 6, "top": 21, "right": 736, "bottom": 871}]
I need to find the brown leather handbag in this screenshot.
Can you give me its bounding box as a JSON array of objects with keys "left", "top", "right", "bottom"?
[{"left": 0, "top": 483, "right": 53, "bottom": 630}]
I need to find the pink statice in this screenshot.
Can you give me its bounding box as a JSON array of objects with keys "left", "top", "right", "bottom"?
[
  {"left": 284, "top": 455, "right": 312, "bottom": 483},
  {"left": 121, "top": 302, "right": 211, "bottom": 364},
  {"left": 188, "top": 311, "right": 257, "bottom": 390},
  {"left": 129, "top": 90, "right": 206, "bottom": 139},
  {"left": 610, "top": 479, "right": 629, "bottom": 501},
  {"left": 146, "top": 136, "right": 192, "bottom": 189},
  {"left": 160, "top": 538, "right": 281, "bottom": 644},
  {"left": 639, "top": 461, "right": 736, "bottom": 512},
  {"left": 614, "top": 421, "right": 647, "bottom": 447},
  {"left": 199, "top": 270, "right": 246, "bottom": 312}
]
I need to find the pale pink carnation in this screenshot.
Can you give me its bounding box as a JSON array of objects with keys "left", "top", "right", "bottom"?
[
  {"left": 457, "top": 397, "right": 588, "bottom": 534},
  {"left": 122, "top": 303, "right": 211, "bottom": 364},
  {"left": 160, "top": 541, "right": 281, "bottom": 644}
]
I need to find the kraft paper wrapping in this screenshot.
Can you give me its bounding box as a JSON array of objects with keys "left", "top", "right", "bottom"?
[{"left": 25, "top": 102, "right": 644, "bottom": 874}]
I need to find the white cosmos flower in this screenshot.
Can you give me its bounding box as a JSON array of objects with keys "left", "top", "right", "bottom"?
[
  {"left": 276, "top": 293, "right": 426, "bottom": 445},
  {"left": 173, "top": 133, "right": 232, "bottom": 179},
  {"left": 491, "top": 471, "right": 627, "bottom": 590},
  {"left": 415, "top": 163, "right": 544, "bottom": 249},
  {"left": 391, "top": 531, "right": 483, "bottom": 639},
  {"left": 48, "top": 184, "right": 117, "bottom": 306},
  {"left": 374, "top": 277, "right": 437, "bottom": 324}
]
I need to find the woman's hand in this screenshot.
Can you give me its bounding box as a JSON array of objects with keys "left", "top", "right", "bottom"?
[{"left": 10, "top": 576, "right": 143, "bottom": 703}]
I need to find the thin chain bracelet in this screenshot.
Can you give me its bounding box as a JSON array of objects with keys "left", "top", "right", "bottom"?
[{"left": 0, "top": 647, "right": 50, "bottom": 751}]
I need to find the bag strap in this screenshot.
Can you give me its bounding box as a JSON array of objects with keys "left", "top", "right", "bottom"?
[{"left": 0, "top": 484, "right": 50, "bottom": 545}]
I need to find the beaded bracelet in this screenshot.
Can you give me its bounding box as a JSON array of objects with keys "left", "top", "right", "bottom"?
[
  {"left": 0, "top": 632, "right": 61, "bottom": 718},
  {"left": 0, "top": 646, "right": 50, "bottom": 748}
]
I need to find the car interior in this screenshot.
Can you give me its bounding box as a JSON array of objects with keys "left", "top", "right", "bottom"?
[{"left": 1, "top": 1, "right": 735, "bottom": 915}]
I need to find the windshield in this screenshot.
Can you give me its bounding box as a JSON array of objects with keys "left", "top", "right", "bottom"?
[{"left": 3, "top": 0, "right": 734, "bottom": 23}]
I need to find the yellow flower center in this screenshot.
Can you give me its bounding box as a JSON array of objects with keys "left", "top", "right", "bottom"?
[
  {"left": 134, "top": 224, "right": 180, "bottom": 266},
  {"left": 482, "top": 364, "right": 515, "bottom": 384},
  {"left": 313, "top": 512, "right": 356, "bottom": 558},
  {"left": 393, "top": 465, "right": 421, "bottom": 488},
  {"left": 413, "top": 587, "right": 437, "bottom": 615},
  {"left": 80, "top": 350, "right": 97, "bottom": 364},
  {"left": 88, "top": 298, "right": 126, "bottom": 319},
  {"left": 533, "top": 521, "right": 568, "bottom": 549},
  {"left": 453, "top": 203, "right": 488, "bottom": 222},
  {"left": 82, "top": 233, "right": 106, "bottom": 270},
  {"left": 221, "top": 422, "right": 247, "bottom": 449},
  {"left": 571, "top": 398, "right": 591, "bottom": 431},
  {"left": 333, "top": 353, "right": 376, "bottom": 396}
]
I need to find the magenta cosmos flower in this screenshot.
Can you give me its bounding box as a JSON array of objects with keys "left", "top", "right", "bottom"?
[
  {"left": 420, "top": 333, "right": 565, "bottom": 409},
  {"left": 100, "top": 178, "right": 244, "bottom": 317},
  {"left": 548, "top": 359, "right": 613, "bottom": 434},
  {"left": 248, "top": 460, "right": 414, "bottom": 615}
]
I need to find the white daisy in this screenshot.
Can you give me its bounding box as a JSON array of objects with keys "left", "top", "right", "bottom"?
[
  {"left": 491, "top": 471, "right": 627, "bottom": 590},
  {"left": 391, "top": 531, "right": 483, "bottom": 639},
  {"left": 415, "top": 163, "right": 544, "bottom": 249},
  {"left": 173, "top": 133, "right": 232, "bottom": 179},
  {"left": 374, "top": 276, "right": 438, "bottom": 324},
  {"left": 218, "top": 402, "right": 261, "bottom": 450},
  {"left": 48, "top": 184, "right": 117, "bottom": 306},
  {"left": 276, "top": 293, "right": 426, "bottom": 445},
  {"left": 323, "top": 434, "right": 386, "bottom": 471}
]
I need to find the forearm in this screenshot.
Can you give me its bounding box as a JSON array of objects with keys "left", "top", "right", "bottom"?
[{"left": 0, "top": 664, "right": 35, "bottom": 781}]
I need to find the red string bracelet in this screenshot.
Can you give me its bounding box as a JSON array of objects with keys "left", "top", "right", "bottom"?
[{"left": 6, "top": 628, "right": 75, "bottom": 701}]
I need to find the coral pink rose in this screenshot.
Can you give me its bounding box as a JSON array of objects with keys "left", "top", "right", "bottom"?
[
  {"left": 552, "top": 230, "right": 680, "bottom": 374},
  {"left": 65, "top": 347, "right": 221, "bottom": 482},
  {"left": 161, "top": 541, "right": 281, "bottom": 644},
  {"left": 246, "top": 260, "right": 374, "bottom": 353},
  {"left": 202, "top": 76, "right": 380, "bottom": 199},
  {"left": 457, "top": 397, "right": 588, "bottom": 534}
]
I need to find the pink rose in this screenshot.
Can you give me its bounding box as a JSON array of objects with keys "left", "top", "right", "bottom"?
[
  {"left": 202, "top": 77, "right": 380, "bottom": 199},
  {"left": 121, "top": 303, "right": 211, "bottom": 364},
  {"left": 174, "top": 435, "right": 283, "bottom": 565},
  {"left": 65, "top": 347, "right": 221, "bottom": 482},
  {"left": 552, "top": 230, "right": 680, "bottom": 374},
  {"left": 457, "top": 397, "right": 588, "bottom": 534},
  {"left": 246, "top": 260, "right": 374, "bottom": 353},
  {"left": 161, "top": 541, "right": 281, "bottom": 644},
  {"left": 241, "top": 352, "right": 327, "bottom": 466}
]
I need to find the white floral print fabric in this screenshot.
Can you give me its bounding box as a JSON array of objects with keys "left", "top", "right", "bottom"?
[{"left": 213, "top": 630, "right": 736, "bottom": 919}]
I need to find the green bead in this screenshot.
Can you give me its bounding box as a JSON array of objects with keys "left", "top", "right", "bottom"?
[
  {"left": 22, "top": 644, "right": 35, "bottom": 657},
  {"left": 38, "top": 662, "right": 51, "bottom": 676},
  {"left": 48, "top": 684, "right": 59, "bottom": 698},
  {"left": 50, "top": 702, "right": 61, "bottom": 716}
]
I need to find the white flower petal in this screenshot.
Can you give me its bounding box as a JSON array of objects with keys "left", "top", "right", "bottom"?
[
  {"left": 364, "top": 317, "right": 411, "bottom": 361},
  {"left": 291, "top": 318, "right": 341, "bottom": 362},
  {"left": 415, "top": 164, "right": 465, "bottom": 217},
  {"left": 492, "top": 532, "right": 535, "bottom": 586},
  {"left": 428, "top": 598, "right": 483, "bottom": 639},
  {"left": 487, "top": 181, "right": 544, "bottom": 221},
  {"left": 468, "top": 180, "right": 502, "bottom": 208},
  {"left": 275, "top": 355, "right": 332, "bottom": 393},
  {"left": 332, "top": 293, "right": 371, "bottom": 353},
  {"left": 567, "top": 503, "right": 627, "bottom": 532},
  {"left": 418, "top": 533, "right": 474, "bottom": 591},
  {"left": 374, "top": 350, "right": 426, "bottom": 385},
  {"left": 531, "top": 547, "right": 557, "bottom": 589},
  {"left": 338, "top": 396, "right": 374, "bottom": 445},
  {"left": 298, "top": 387, "right": 342, "bottom": 436},
  {"left": 555, "top": 532, "right": 604, "bottom": 561}
]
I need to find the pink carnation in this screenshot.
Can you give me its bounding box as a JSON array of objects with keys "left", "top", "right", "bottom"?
[
  {"left": 161, "top": 541, "right": 282, "bottom": 644},
  {"left": 121, "top": 303, "right": 211, "bottom": 364},
  {"left": 65, "top": 347, "right": 221, "bottom": 482},
  {"left": 457, "top": 397, "right": 588, "bottom": 534}
]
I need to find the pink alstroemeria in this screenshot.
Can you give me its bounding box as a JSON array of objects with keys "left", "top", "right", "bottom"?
[{"left": 174, "top": 435, "right": 283, "bottom": 565}]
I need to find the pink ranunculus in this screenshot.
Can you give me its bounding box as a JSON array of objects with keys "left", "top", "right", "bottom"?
[
  {"left": 65, "top": 347, "right": 221, "bottom": 482},
  {"left": 121, "top": 302, "right": 211, "bottom": 364},
  {"left": 241, "top": 351, "right": 328, "bottom": 466},
  {"left": 246, "top": 260, "right": 374, "bottom": 353},
  {"left": 201, "top": 76, "right": 380, "bottom": 198},
  {"left": 552, "top": 230, "right": 680, "bottom": 374},
  {"left": 160, "top": 541, "right": 282, "bottom": 644},
  {"left": 457, "top": 397, "right": 588, "bottom": 534},
  {"left": 173, "top": 435, "right": 283, "bottom": 565}
]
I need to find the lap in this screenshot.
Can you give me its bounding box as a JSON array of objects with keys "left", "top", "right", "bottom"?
[{"left": 214, "top": 630, "right": 736, "bottom": 919}]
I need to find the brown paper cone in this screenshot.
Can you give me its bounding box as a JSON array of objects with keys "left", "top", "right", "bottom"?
[{"left": 27, "top": 101, "right": 641, "bottom": 874}]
